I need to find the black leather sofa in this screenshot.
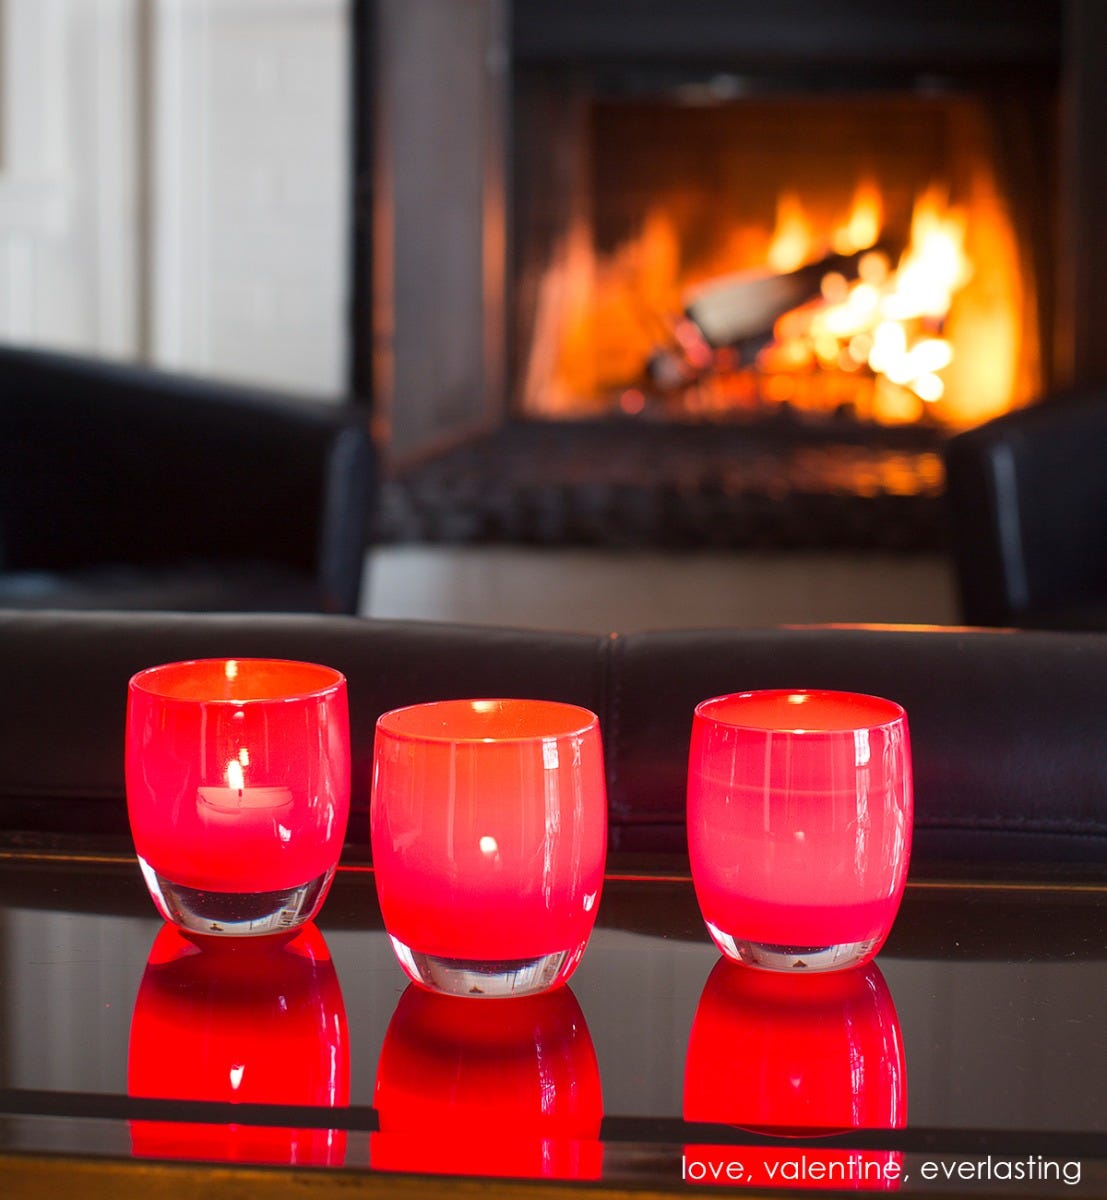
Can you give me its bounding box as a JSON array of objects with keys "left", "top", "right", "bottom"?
[
  {"left": 1, "top": 609, "right": 1104, "bottom": 873},
  {"left": 0, "top": 345, "right": 375, "bottom": 613},
  {"left": 944, "top": 389, "right": 1107, "bottom": 630}
]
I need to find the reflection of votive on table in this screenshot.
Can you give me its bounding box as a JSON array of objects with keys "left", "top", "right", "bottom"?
[
  {"left": 127, "top": 922, "right": 349, "bottom": 1167},
  {"left": 371, "top": 984, "right": 604, "bottom": 1180},
  {"left": 683, "top": 960, "right": 907, "bottom": 1191}
]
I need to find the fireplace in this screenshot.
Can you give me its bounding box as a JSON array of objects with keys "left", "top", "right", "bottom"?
[
  {"left": 516, "top": 91, "right": 1042, "bottom": 431},
  {"left": 359, "top": 2, "right": 1089, "bottom": 548}
]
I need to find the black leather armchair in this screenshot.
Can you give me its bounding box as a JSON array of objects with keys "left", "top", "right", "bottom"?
[
  {"left": 943, "top": 390, "right": 1107, "bottom": 629},
  {"left": 0, "top": 345, "right": 376, "bottom": 613}
]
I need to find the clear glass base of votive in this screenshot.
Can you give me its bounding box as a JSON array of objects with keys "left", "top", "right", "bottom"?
[
  {"left": 707, "top": 922, "right": 878, "bottom": 973},
  {"left": 138, "top": 857, "right": 334, "bottom": 937},
  {"left": 388, "top": 936, "right": 584, "bottom": 998}
]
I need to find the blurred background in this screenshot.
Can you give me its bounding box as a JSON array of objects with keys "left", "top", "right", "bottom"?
[{"left": 5, "top": 2, "right": 1093, "bottom": 631}]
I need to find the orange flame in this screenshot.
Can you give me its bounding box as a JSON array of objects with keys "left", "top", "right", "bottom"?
[
  {"left": 767, "top": 192, "right": 816, "bottom": 274},
  {"left": 832, "top": 180, "right": 883, "bottom": 256},
  {"left": 775, "top": 189, "right": 973, "bottom": 422},
  {"left": 525, "top": 171, "right": 1032, "bottom": 429}
]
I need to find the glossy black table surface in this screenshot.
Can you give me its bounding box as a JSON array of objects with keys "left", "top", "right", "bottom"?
[{"left": 0, "top": 848, "right": 1104, "bottom": 1197}]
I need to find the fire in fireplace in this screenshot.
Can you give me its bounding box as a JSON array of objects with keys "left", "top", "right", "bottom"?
[
  {"left": 361, "top": 2, "right": 1073, "bottom": 550},
  {"left": 517, "top": 92, "right": 1041, "bottom": 433}
]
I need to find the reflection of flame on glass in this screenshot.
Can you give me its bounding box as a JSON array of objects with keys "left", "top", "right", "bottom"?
[
  {"left": 683, "top": 960, "right": 906, "bottom": 1190},
  {"left": 127, "top": 923, "right": 349, "bottom": 1166},
  {"left": 372, "top": 984, "right": 603, "bottom": 1179}
]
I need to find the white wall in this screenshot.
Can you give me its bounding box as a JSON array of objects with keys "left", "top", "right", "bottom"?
[
  {"left": 151, "top": 0, "right": 350, "bottom": 395},
  {"left": 0, "top": 0, "right": 350, "bottom": 396},
  {"left": 0, "top": 0, "right": 140, "bottom": 355}
]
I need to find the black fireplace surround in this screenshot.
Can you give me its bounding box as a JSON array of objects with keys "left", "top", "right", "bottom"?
[{"left": 354, "top": 1, "right": 1102, "bottom": 551}]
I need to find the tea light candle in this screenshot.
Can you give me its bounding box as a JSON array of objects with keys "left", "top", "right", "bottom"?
[{"left": 197, "top": 758, "right": 293, "bottom": 826}]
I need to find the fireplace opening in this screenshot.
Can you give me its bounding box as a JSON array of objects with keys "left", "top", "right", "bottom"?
[
  {"left": 367, "top": 4, "right": 1064, "bottom": 552},
  {"left": 516, "top": 91, "right": 1043, "bottom": 433}
]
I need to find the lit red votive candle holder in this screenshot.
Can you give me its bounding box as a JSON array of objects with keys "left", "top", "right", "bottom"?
[
  {"left": 126, "top": 658, "right": 350, "bottom": 937},
  {"left": 687, "top": 689, "right": 912, "bottom": 973},
  {"left": 370, "top": 698, "right": 607, "bottom": 998}
]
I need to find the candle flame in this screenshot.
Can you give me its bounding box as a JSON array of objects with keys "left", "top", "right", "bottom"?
[{"left": 226, "top": 758, "right": 245, "bottom": 795}]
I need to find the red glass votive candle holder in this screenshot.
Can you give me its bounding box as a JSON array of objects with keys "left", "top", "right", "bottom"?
[
  {"left": 684, "top": 959, "right": 906, "bottom": 1190},
  {"left": 126, "top": 658, "right": 350, "bottom": 937},
  {"left": 687, "top": 690, "right": 912, "bottom": 972},
  {"left": 128, "top": 923, "right": 349, "bottom": 1166},
  {"left": 371, "top": 698, "right": 607, "bottom": 997},
  {"left": 372, "top": 984, "right": 603, "bottom": 1178}
]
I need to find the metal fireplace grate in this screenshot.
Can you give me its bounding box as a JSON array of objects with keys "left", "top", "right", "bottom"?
[{"left": 374, "top": 418, "right": 946, "bottom": 550}]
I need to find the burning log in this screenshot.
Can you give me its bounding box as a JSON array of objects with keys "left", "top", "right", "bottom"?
[{"left": 683, "top": 247, "right": 894, "bottom": 349}]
